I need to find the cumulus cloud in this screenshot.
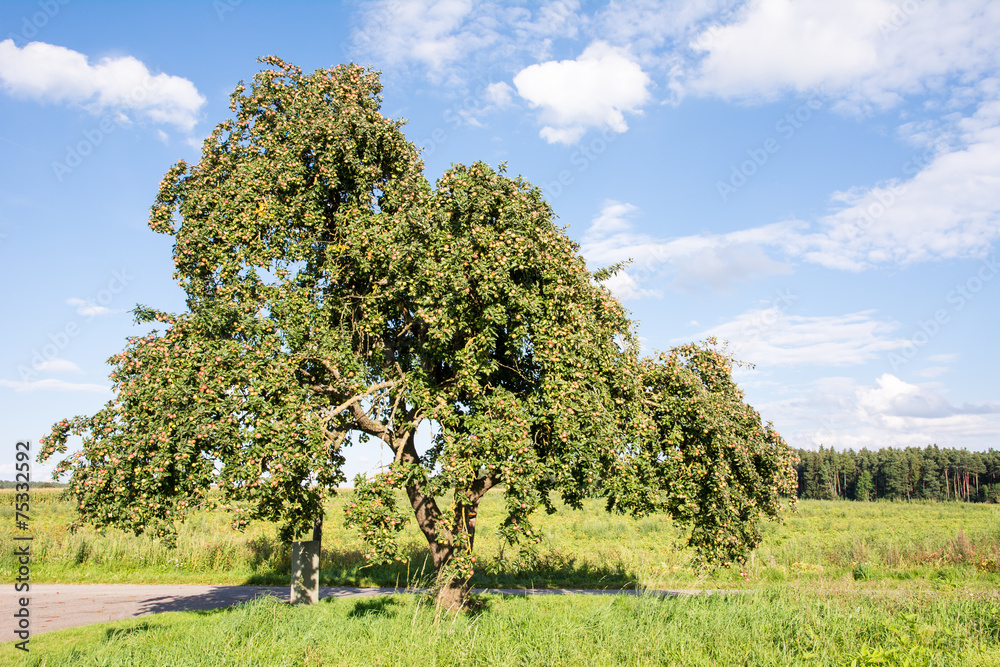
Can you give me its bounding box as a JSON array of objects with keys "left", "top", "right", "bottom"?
[
  {"left": 756, "top": 373, "right": 1000, "bottom": 451},
  {"left": 372, "top": 0, "right": 483, "bottom": 71},
  {"left": 347, "top": 0, "right": 499, "bottom": 77},
  {"left": 513, "top": 41, "right": 651, "bottom": 144},
  {"left": 653, "top": 0, "right": 1000, "bottom": 251},
  {"left": 858, "top": 374, "right": 958, "bottom": 418},
  {"left": 597, "top": 0, "right": 739, "bottom": 53},
  {"left": 0, "top": 40, "right": 204, "bottom": 131},
  {"left": 687, "top": 0, "right": 1000, "bottom": 111},
  {"left": 583, "top": 95, "right": 1000, "bottom": 291}
]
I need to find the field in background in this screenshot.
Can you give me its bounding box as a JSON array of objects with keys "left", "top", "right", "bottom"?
[
  {"left": 2, "top": 489, "right": 999, "bottom": 592},
  {"left": 3, "top": 489, "right": 1000, "bottom": 664}
]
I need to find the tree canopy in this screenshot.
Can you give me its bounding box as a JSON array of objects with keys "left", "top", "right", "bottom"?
[{"left": 40, "top": 57, "right": 797, "bottom": 609}]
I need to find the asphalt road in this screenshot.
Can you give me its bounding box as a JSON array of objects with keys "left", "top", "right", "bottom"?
[{"left": 2, "top": 584, "right": 727, "bottom": 636}]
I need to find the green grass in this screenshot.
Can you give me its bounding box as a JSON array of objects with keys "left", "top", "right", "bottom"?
[
  {"left": 4, "top": 491, "right": 1000, "bottom": 664},
  {"left": 6, "top": 588, "right": 1000, "bottom": 666}
]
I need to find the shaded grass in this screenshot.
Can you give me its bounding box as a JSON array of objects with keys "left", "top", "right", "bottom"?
[{"left": 5, "top": 587, "right": 1000, "bottom": 666}]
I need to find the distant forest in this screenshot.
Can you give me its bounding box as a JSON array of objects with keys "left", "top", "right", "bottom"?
[{"left": 795, "top": 446, "right": 1000, "bottom": 503}]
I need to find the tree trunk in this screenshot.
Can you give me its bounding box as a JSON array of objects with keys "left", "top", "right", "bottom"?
[
  {"left": 313, "top": 512, "right": 323, "bottom": 542},
  {"left": 394, "top": 429, "right": 498, "bottom": 611},
  {"left": 435, "top": 574, "right": 469, "bottom": 611}
]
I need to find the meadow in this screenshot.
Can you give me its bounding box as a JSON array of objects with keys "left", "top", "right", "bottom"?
[{"left": 3, "top": 489, "right": 1000, "bottom": 665}]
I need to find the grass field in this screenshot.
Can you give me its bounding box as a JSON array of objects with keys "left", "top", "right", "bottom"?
[
  {"left": 3, "top": 489, "right": 999, "bottom": 591},
  {"left": 7, "top": 587, "right": 1000, "bottom": 666},
  {"left": 3, "top": 490, "right": 1000, "bottom": 664}
]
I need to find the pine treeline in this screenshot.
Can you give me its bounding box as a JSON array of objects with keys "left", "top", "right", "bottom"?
[{"left": 795, "top": 446, "right": 1000, "bottom": 503}]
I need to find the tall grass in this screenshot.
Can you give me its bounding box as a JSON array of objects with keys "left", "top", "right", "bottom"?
[
  {"left": 8, "top": 587, "right": 1000, "bottom": 666},
  {"left": 2, "top": 490, "right": 998, "bottom": 591}
]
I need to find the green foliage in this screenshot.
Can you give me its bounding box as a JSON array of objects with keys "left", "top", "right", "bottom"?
[
  {"left": 609, "top": 341, "right": 799, "bottom": 568},
  {"left": 38, "top": 58, "right": 796, "bottom": 603},
  {"left": 343, "top": 473, "right": 409, "bottom": 565}
]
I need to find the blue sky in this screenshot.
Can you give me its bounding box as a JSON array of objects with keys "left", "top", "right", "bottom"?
[{"left": 2, "top": 0, "right": 998, "bottom": 483}]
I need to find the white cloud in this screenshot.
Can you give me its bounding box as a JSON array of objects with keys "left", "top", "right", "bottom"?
[
  {"left": 67, "top": 297, "right": 112, "bottom": 317},
  {"left": 583, "top": 95, "right": 1000, "bottom": 290},
  {"left": 484, "top": 81, "right": 514, "bottom": 107},
  {"left": 0, "top": 40, "right": 204, "bottom": 131},
  {"left": 687, "top": 0, "right": 1000, "bottom": 111},
  {"left": 601, "top": 270, "right": 660, "bottom": 301},
  {"left": 597, "top": 0, "right": 739, "bottom": 51},
  {"left": 33, "top": 358, "right": 82, "bottom": 374},
  {"left": 350, "top": 0, "right": 586, "bottom": 75},
  {"left": 349, "top": 0, "right": 492, "bottom": 74},
  {"left": 757, "top": 373, "right": 1000, "bottom": 451},
  {"left": 858, "top": 374, "right": 956, "bottom": 419},
  {"left": 513, "top": 41, "right": 651, "bottom": 144},
  {"left": 581, "top": 200, "right": 793, "bottom": 293},
  {"left": 797, "top": 101, "right": 1000, "bottom": 269},
  {"left": 0, "top": 378, "right": 109, "bottom": 393},
  {"left": 585, "top": 200, "right": 638, "bottom": 240},
  {"left": 688, "top": 309, "right": 907, "bottom": 368}
]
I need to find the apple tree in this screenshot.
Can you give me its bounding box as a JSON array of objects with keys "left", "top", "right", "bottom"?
[{"left": 40, "top": 57, "right": 796, "bottom": 610}]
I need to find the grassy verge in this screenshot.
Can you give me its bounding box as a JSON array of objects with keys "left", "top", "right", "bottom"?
[{"left": 5, "top": 587, "right": 1000, "bottom": 666}]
